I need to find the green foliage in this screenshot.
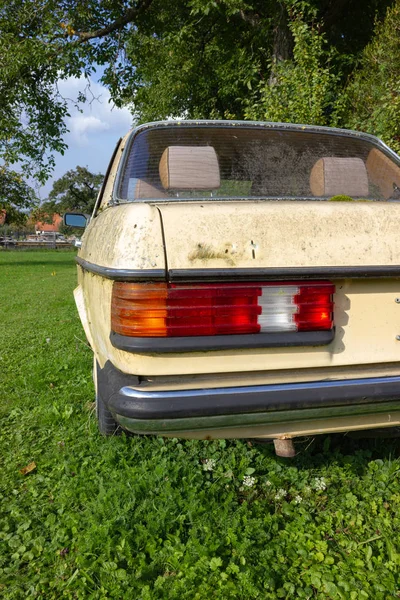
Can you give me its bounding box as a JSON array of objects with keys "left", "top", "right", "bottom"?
[
  {"left": 2, "top": 251, "right": 400, "bottom": 598},
  {"left": 125, "top": 0, "right": 394, "bottom": 124},
  {"left": 0, "top": 2, "right": 72, "bottom": 183},
  {"left": 123, "top": 0, "right": 274, "bottom": 121},
  {"left": 47, "top": 166, "right": 103, "bottom": 214},
  {"left": 0, "top": 0, "right": 129, "bottom": 186},
  {"left": 333, "top": 0, "right": 400, "bottom": 153},
  {"left": 0, "top": 0, "right": 396, "bottom": 191},
  {"left": 246, "top": 11, "right": 339, "bottom": 125},
  {"left": 0, "top": 168, "right": 38, "bottom": 224}
]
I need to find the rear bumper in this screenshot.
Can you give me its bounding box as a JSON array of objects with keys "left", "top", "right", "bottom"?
[{"left": 101, "top": 362, "right": 400, "bottom": 435}]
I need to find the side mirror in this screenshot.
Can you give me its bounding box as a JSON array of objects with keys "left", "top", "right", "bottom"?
[{"left": 63, "top": 213, "right": 89, "bottom": 228}]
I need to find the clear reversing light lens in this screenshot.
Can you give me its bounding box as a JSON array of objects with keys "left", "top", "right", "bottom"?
[
  {"left": 111, "top": 281, "right": 334, "bottom": 337},
  {"left": 259, "top": 286, "right": 298, "bottom": 332}
]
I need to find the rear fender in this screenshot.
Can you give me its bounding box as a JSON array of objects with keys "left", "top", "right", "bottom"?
[{"left": 73, "top": 285, "right": 100, "bottom": 362}]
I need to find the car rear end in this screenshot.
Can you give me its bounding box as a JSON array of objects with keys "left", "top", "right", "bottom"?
[{"left": 77, "top": 121, "right": 400, "bottom": 442}]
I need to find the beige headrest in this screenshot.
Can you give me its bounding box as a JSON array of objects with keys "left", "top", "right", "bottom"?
[
  {"left": 159, "top": 146, "right": 220, "bottom": 190},
  {"left": 310, "top": 157, "right": 369, "bottom": 197},
  {"left": 366, "top": 148, "right": 400, "bottom": 199},
  {"left": 127, "top": 179, "right": 167, "bottom": 200}
]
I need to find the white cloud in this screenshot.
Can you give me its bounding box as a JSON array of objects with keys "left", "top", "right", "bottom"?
[
  {"left": 39, "top": 75, "right": 134, "bottom": 198},
  {"left": 68, "top": 115, "right": 110, "bottom": 143},
  {"left": 57, "top": 75, "right": 133, "bottom": 146}
]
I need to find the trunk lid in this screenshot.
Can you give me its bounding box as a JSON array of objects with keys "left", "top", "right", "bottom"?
[{"left": 157, "top": 201, "right": 400, "bottom": 271}]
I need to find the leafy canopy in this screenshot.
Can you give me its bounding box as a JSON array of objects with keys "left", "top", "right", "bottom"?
[
  {"left": 0, "top": 168, "right": 38, "bottom": 225},
  {"left": 333, "top": 0, "right": 400, "bottom": 153},
  {"left": 0, "top": 0, "right": 398, "bottom": 211},
  {"left": 123, "top": 0, "right": 394, "bottom": 123}
]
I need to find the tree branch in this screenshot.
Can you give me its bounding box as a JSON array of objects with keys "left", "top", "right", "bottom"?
[
  {"left": 73, "top": 0, "right": 154, "bottom": 42},
  {"left": 68, "top": 184, "right": 84, "bottom": 201},
  {"left": 83, "top": 181, "right": 95, "bottom": 195},
  {"left": 239, "top": 10, "right": 261, "bottom": 28}
]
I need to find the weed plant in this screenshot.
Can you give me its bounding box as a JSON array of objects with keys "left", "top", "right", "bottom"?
[{"left": 1, "top": 252, "right": 400, "bottom": 599}]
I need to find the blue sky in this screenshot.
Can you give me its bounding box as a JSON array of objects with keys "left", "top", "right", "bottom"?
[{"left": 39, "top": 74, "right": 133, "bottom": 200}]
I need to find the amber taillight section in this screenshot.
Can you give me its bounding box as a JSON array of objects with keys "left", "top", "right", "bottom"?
[{"left": 111, "top": 281, "right": 335, "bottom": 338}]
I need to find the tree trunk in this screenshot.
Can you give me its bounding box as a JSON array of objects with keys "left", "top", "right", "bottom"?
[{"left": 269, "top": 4, "right": 293, "bottom": 85}]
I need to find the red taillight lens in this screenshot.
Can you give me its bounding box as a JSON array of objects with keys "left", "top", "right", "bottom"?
[
  {"left": 294, "top": 286, "right": 334, "bottom": 331},
  {"left": 111, "top": 281, "right": 334, "bottom": 337}
]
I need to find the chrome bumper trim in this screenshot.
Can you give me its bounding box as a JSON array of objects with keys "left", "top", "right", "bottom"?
[{"left": 109, "top": 375, "right": 400, "bottom": 421}]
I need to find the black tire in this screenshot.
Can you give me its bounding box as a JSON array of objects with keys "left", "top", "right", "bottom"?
[
  {"left": 95, "top": 360, "right": 120, "bottom": 436},
  {"left": 96, "top": 391, "right": 120, "bottom": 436}
]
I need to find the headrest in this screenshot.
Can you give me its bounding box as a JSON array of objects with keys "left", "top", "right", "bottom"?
[
  {"left": 159, "top": 146, "right": 220, "bottom": 190},
  {"left": 127, "top": 179, "right": 167, "bottom": 200},
  {"left": 366, "top": 148, "right": 400, "bottom": 199},
  {"left": 310, "top": 157, "right": 369, "bottom": 197}
]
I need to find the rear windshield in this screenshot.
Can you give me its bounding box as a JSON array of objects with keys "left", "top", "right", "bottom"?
[{"left": 117, "top": 125, "right": 400, "bottom": 202}]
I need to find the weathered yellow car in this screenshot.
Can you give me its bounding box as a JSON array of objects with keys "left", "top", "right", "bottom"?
[{"left": 65, "top": 120, "right": 400, "bottom": 454}]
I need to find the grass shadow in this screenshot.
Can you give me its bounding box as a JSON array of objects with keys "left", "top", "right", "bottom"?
[{"left": 251, "top": 430, "right": 400, "bottom": 475}]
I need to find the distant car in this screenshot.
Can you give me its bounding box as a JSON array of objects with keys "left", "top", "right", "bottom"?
[
  {"left": 74, "top": 239, "right": 82, "bottom": 248},
  {"left": 65, "top": 120, "right": 400, "bottom": 454}
]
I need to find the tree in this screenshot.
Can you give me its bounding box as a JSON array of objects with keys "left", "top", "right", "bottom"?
[
  {"left": 121, "top": 0, "right": 394, "bottom": 123},
  {"left": 333, "top": 0, "right": 400, "bottom": 153},
  {"left": 47, "top": 166, "right": 103, "bottom": 214},
  {"left": 245, "top": 11, "right": 339, "bottom": 125},
  {"left": 33, "top": 166, "right": 103, "bottom": 225},
  {"left": 0, "top": 0, "right": 157, "bottom": 189},
  {"left": 0, "top": 167, "right": 38, "bottom": 225},
  {"left": 123, "top": 0, "right": 276, "bottom": 122},
  {"left": 0, "top": 0, "right": 397, "bottom": 201}
]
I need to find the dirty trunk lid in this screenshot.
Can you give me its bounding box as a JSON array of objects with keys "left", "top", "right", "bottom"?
[{"left": 157, "top": 201, "right": 400, "bottom": 271}]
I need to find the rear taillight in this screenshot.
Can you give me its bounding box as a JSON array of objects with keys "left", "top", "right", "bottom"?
[{"left": 111, "top": 281, "right": 335, "bottom": 337}]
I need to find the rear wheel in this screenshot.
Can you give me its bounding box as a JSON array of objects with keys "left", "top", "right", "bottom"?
[
  {"left": 96, "top": 391, "right": 120, "bottom": 436},
  {"left": 94, "top": 358, "right": 120, "bottom": 436}
]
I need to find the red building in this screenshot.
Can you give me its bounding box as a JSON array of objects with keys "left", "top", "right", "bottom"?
[{"left": 35, "top": 213, "right": 62, "bottom": 233}]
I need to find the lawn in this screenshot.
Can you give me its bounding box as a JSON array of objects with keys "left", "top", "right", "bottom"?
[{"left": 1, "top": 250, "right": 400, "bottom": 599}]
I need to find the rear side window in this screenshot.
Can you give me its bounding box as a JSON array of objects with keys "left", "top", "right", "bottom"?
[{"left": 117, "top": 125, "right": 400, "bottom": 202}]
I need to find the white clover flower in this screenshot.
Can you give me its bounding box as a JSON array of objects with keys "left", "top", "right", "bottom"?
[
  {"left": 242, "top": 475, "right": 256, "bottom": 488},
  {"left": 265, "top": 480, "right": 272, "bottom": 487},
  {"left": 314, "top": 477, "right": 327, "bottom": 491},
  {"left": 203, "top": 458, "right": 216, "bottom": 471},
  {"left": 274, "top": 488, "right": 286, "bottom": 501},
  {"left": 294, "top": 495, "right": 302, "bottom": 504}
]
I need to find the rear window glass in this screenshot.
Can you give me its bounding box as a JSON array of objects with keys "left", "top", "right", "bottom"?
[{"left": 117, "top": 125, "right": 400, "bottom": 202}]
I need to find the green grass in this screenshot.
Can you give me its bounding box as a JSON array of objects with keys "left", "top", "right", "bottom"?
[{"left": 1, "top": 250, "right": 400, "bottom": 599}]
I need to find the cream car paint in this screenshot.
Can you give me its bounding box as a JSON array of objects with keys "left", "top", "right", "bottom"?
[
  {"left": 158, "top": 201, "right": 400, "bottom": 269},
  {"left": 71, "top": 121, "right": 400, "bottom": 439}
]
